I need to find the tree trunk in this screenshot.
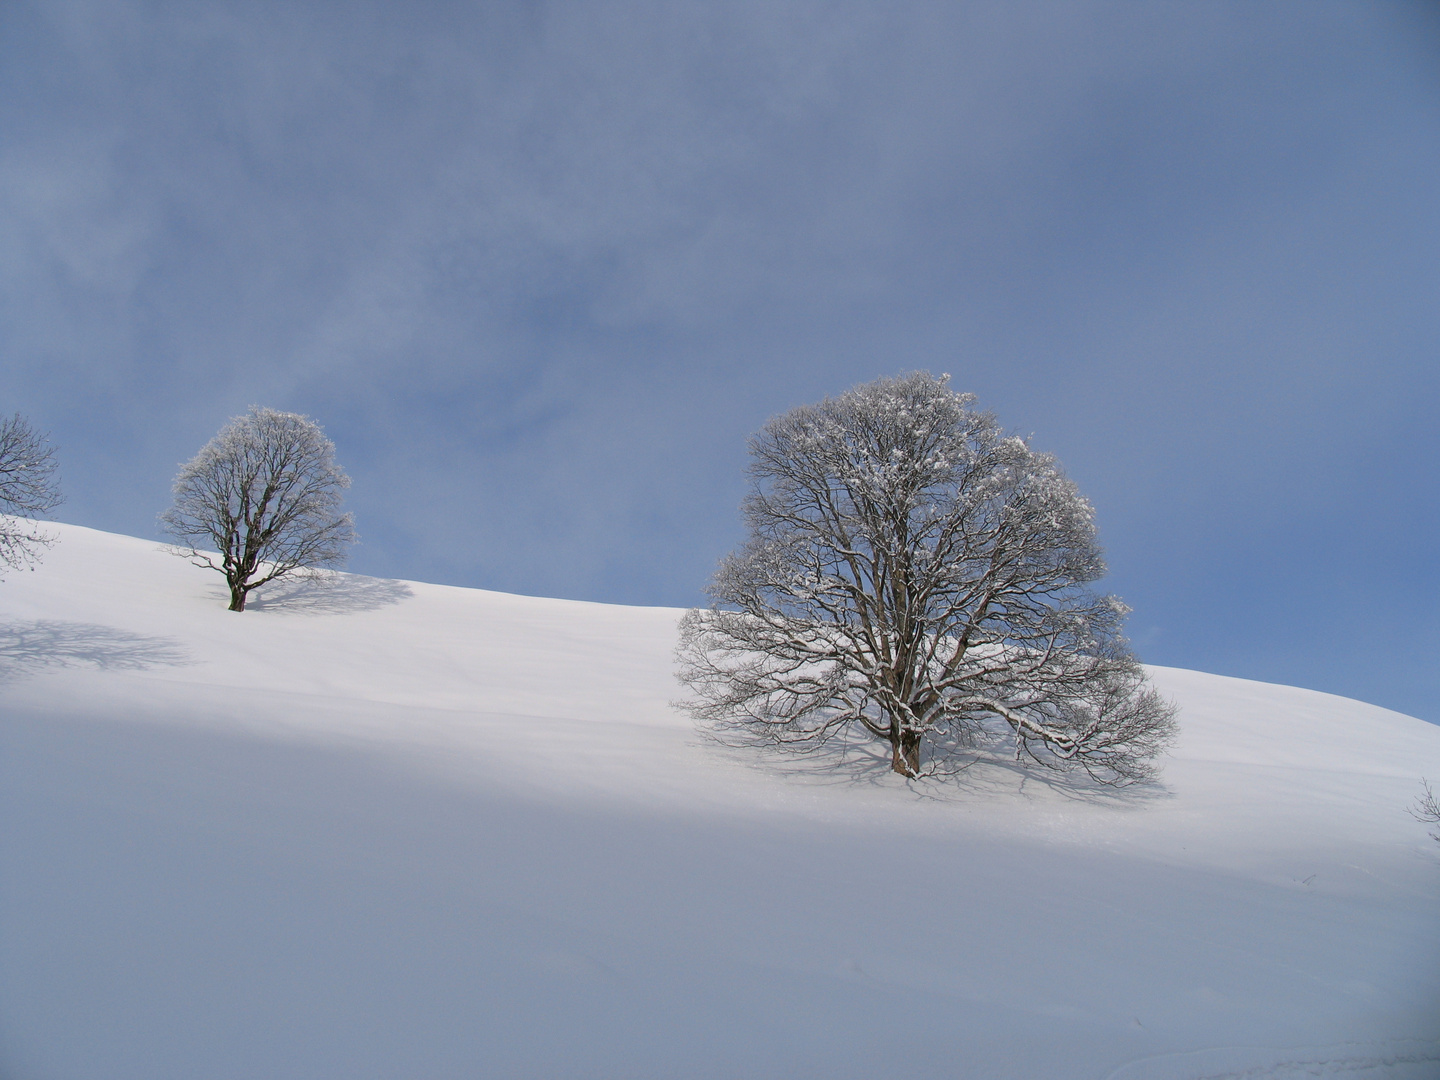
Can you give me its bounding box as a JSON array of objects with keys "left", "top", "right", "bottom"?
[
  {"left": 228, "top": 582, "right": 248, "bottom": 612},
  {"left": 891, "top": 730, "right": 921, "bottom": 776}
]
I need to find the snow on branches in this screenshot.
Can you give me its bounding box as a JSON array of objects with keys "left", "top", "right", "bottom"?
[
  {"left": 677, "top": 372, "right": 1177, "bottom": 784},
  {"left": 162, "top": 407, "right": 355, "bottom": 612},
  {"left": 0, "top": 413, "right": 63, "bottom": 577}
]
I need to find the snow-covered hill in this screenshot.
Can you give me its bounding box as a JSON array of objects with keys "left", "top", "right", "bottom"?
[{"left": 2, "top": 523, "right": 1437, "bottom": 1079}]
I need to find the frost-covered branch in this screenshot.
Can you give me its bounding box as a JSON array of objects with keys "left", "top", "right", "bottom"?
[
  {"left": 676, "top": 372, "right": 1177, "bottom": 783},
  {"left": 0, "top": 413, "right": 63, "bottom": 577},
  {"left": 161, "top": 407, "right": 355, "bottom": 611},
  {"left": 1412, "top": 779, "right": 1440, "bottom": 844}
]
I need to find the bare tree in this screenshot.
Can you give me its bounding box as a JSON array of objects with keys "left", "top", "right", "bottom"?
[
  {"left": 1412, "top": 780, "right": 1440, "bottom": 844},
  {"left": 677, "top": 372, "right": 1177, "bottom": 784},
  {"left": 162, "top": 407, "right": 355, "bottom": 611},
  {"left": 0, "top": 413, "right": 63, "bottom": 576}
]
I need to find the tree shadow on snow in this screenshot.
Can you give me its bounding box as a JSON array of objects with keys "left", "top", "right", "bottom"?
[
  {"left": 244, "top": 572, "right": 414, "bottom": 615},
  {"left": 938, "top": 753, "right": 1176, "bottom": 806},
  {"left": 700, "top": 728, "right": 1173, "bottom": 806},
  {"left": 0, "top": 620, "right": 193, "bottom": 684}
]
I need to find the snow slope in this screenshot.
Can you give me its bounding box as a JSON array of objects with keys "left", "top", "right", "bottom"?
[{"left": 2, "top": 523, "right": 1437, "bottom": 1079}]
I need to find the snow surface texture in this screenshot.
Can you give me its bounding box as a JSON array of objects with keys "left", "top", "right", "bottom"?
[{"left": 2, "top": 523, "right": 1437, "bottom": 1080}]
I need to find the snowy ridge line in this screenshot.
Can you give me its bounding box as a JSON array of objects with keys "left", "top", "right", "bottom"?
[{"left": 1102, "top": 1040, "right": 1440, "bottom": 1080}]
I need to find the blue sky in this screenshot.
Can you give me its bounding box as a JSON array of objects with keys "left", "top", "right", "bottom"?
[{"left": 2, "top": 1, "right": 1437, "bottom": 721}]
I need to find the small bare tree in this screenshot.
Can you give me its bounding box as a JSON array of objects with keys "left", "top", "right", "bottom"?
[
  {"left": 162, "top": 407, "right": 355, "bottom": 612},
  {"left": 677, "top": 372, "right": 1177, "bottom": 784},
  {"left": 0, "top": 413, "right": 63, "bottom": 577},
  {"left": 1412, "top": 780, "right": 1440, "bottom": 844}
]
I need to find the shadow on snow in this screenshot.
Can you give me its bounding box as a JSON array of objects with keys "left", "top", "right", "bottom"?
[
  {"left": 244, "top": 572, "right": 415, "bottom": 615},
  {"left": 0, "top": 619, "right": 193, "bottom": 683},
  {"left": 697, "top": 726, "right": 1173, "bottom": 805}
]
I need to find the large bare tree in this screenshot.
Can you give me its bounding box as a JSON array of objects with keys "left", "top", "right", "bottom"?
[
  {"left": 677, "top": 372, "right": 1177, "bottom": 784},
  {"left": 162, "top": 407, "right": 355, "bottom": 611},
  {"left": 0, "top": 413, "right": 63, "bottom": 577}
]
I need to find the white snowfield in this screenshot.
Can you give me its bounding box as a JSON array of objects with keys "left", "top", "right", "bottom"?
[{"left": 2, "top": 523, "right": 1437, "bottom": 1080}]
